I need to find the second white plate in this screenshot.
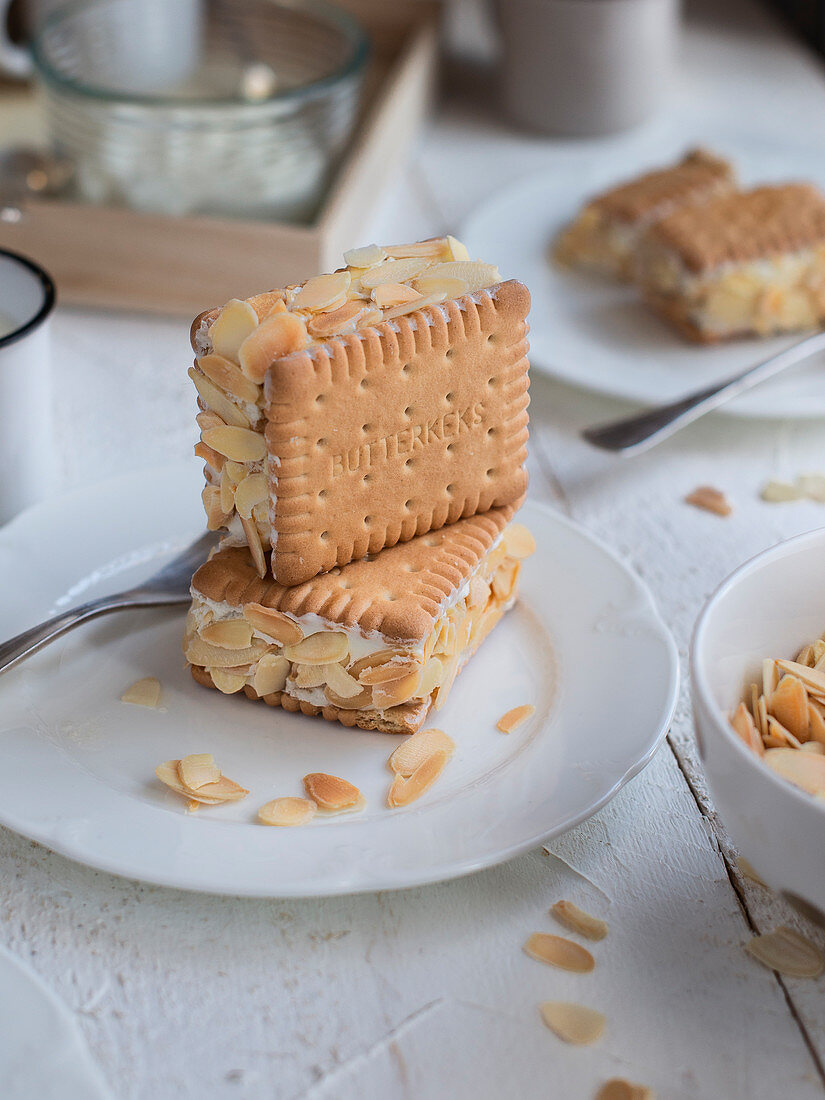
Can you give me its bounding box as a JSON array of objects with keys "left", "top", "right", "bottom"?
[
  {"left": 462, "top": 132, "right": 825, "bottom": 419},
  {"left": 0, "top": 463, "right": 678, "bottom": 896}
]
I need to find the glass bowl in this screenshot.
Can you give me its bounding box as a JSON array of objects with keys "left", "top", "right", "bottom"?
[{"left": 31, "top": 0, "right": 369, "bottom": 222}]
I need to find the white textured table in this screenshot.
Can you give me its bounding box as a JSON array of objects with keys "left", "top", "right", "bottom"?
[{"left": 4, "top": 1, "right": 825, "bottom": 1096}]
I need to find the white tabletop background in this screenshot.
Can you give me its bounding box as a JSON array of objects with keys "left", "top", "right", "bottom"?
[{"left": 4, "top": 0, "right": 825, "bottom": 1096}]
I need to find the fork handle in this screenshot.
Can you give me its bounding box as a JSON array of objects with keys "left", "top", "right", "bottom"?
[{"left": 0, "top": 592, "right": 183, "bottom": 675}]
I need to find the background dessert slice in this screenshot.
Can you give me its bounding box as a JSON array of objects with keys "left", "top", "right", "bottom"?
[
  {"left": 189, "top": 236, "right": 530, "bottom": 585},
  {"left": 634, "top": 183, "right": 825, "bottom": 341},
  {"left": 554, "top": 148, "right": 736, "bottom": 279},
  {"left": 184, "top": 508, "right": 533, "bottom": 735}
]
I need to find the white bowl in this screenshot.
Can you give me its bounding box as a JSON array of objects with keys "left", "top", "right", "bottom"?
[{"left": 691, "top": 527, "right": 825, "bottom": 927}]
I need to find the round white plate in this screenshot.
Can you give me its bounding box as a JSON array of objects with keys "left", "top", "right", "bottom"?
[
  {"left": 0, "top": 945, "right": 111, "bottom": 1100},
  {"left": 0, "top": 463, "right": 678, "bottom": 897},
  {"left": 462, "top": 132, "right": 825, "bottom": 419}
]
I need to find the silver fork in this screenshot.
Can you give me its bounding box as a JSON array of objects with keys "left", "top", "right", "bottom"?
[
  {"left": 581, "top": 330, "right": 825, "bottom": 454},
  {"left": 0, "top": 531, "right": 218, "bottom": 675}
]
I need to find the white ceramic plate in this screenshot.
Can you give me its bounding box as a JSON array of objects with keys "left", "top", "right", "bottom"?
[
  {"left": 462, "top": 132, "right": 825, "bottom": 419},
  {"left": 0, "top": 945, "right": 111, "bottom": 1100},
  {"left": 0, "top": 463, "right": 678, "bottom": 897}
]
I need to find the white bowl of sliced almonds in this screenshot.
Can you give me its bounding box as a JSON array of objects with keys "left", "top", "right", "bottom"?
[{"left": 691, "top": 527, "right": 825, "bottom": 925}]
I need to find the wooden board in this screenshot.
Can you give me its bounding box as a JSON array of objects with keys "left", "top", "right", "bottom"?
[{"left": 0, "top": 0, "right": 440, "bottom": 315}]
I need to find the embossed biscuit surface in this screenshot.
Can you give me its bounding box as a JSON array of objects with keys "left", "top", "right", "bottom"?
[
  {"left": 192, "top": 505, "right": 514, "bottom": 644},
  {"left": 263, "top": 280, "right": 530, "bottom": 585}
]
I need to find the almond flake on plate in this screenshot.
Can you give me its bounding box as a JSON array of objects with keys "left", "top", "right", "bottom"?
[
  {"left": 388, "top": 728, "right": 455, "bottom": 777},
  {"left": 685, "top": 485, "right": 732, "bottom": 516},
  {"left": 744, "top": 925, "right": 825, "bottom": 978},
  {"left": 258, "top": 797, "right": 317, "bottom": 826},
  {"left": 523, "top": 932, "right": 595, "bottom": 972},
  {"left": 179, "top": 753, "right": 221, "bottom": 790},
  {"left": 595, "top": 1080, "right": 655, "bottom": 1100},
  {"left": 303, "top": 772, "right": 363, "bottom": 813},
  {"left": 155, "top": 757, "right": 249, "bottom": 807},
  {"left": 539, "top": 1001, "right": 605, "bottom": 1045},
  {"left": 120, "top": 676, "right": 162, "bottom": 708},
  {"left": 550, "top": 900, "right": 609, "bottom": 941},
  {"left": 497, "top": 704, "right": 535, "bottom": 734},
  {"left": 387, "top": 748, "right": 449, "bottom": 807}
]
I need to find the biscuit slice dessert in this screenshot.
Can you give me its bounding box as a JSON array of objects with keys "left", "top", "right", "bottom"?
[
  {"left": 634, "top": 183, "right": 825, "bottom": 341},
  {"left": 554, "top": 148, "right": 735, "bottom": 279},
  {"left": 190, "top": 236, "right": 530, "bottom": 585},
  {"left": 184, "top": 508, "right": 534, "bottom": 735}
]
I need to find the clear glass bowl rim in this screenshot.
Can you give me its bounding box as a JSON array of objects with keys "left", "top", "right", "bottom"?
[{"left": 30, "top": 0, "right": 370, "bottom": 109}]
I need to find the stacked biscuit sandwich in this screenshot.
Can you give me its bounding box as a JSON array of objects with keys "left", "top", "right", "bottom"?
[{"left": 184, "top": 236, "right": 533, "bottom": 735}]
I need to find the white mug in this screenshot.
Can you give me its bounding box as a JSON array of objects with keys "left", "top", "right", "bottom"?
[
  {"left": 0, "top": 0, "right": 203, "bottom": 91},
  {"left": 0, "top": 249, "right": 55, "bottom": 525}
]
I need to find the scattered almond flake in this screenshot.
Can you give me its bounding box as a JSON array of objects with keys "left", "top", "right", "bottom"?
[
  {"left": 497, "top": 704, "right": 536, "bottom": 734},
  {"left": 685, "top": 485, "right": 732, "bottom": 516},
  {"left": 523, "top": 932, "right": 595, "bottom": 973},
  {"left": 764, "top": 747, "right": 825, "bottom": 797},
  {"left": 387, "top": 748, "right": 449, "bottom": 807},
  {"left": 551, "top": 900, "right": 608, "bottom": 941},
  {"left": 776, "top": 660, "right": 825, "bottom": 698},
  {"left": 303, "top": 772, "right": 362, "bottom": 813},
  {"left": 744, "top": 926, "right": 825, "bottom": 978},
  {"left": 155, "top": 758, "right": 249, "bottom": 807},
  {"left": 539, "top": 1001, "right": 605, "bottom": 1045},
  {"left": 730, "top": 702, "right": 763, "bottom": 757},
  {"left": 595, "top": 1080, "right": 655, "bottom": 1100},
  {"left": 736, "top": 856, "right": 768, "bottom": 888},
  {"left": 258, "top": 797, "right": 317, "bottom": 826},
  {"left": 179, "top": 753, "right": 221, "bottom": 790},
  {"left": 388, "top": 728, "right": 455, "bottom": 777},
  {"left": 120, "top": 677, "right": 161, "bottom": 708},
  {"left": 769, "top": 675, "right": 809, "bottom": 741},
  {"left": 762, "top": 473, "right": 825, "bottom": 504}
]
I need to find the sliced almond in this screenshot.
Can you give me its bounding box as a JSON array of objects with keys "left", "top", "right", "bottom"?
[
  {"left": 197, "top": 353, "right": 261, "bottom": 404},
  {"left": 763, "top": 659, "right": 780, "bottom": 698},
  {"left": 372, "top": 667, "right": 423, "bottom": 709},
  {"left": 252, "top": 653, "right": 289, "bottom": 697},
  {"left": 767, "top": 716, "right": 803, "bottom": 750},
  {"left": 344, "top": 243, "right": 387, "bottom": 268},
  {"left": 387, "top": 748, "right": 449, "bottom": 807},
  {"left": 120, "top": 676, "right": 161, "bottom": 708},
  {"left": 412, "top": 275, "right": 469, "bottom": 299},
  {"left": 292, "top": 270, "right": 351, "bottom": 312},
  {"left": 238, "top": 311, "right": 308, "bottom": 383},
  {"left": 776, "top": 660, "right": 825, "bottom": 699},
  {"left": 730, "top": 702, "right": 764, "bottom": 756},
  {"left": 307, "top": 300, "right": 374, "bottom": 338},
  {"left": 388, "top": 728, "right": 456, "bottom": 777},
  {"left": 798, "top": 644, "right": 815, "bottom": 668},
  {"left": 770, "top": 675, "right": 810, "bottom": 741},
  {"left": 761, "top": 479, "right": 804, "bottom": 502},
  {"left": 382, "top": 291, "right": 447, "bottom": 321},
  {"left": 801, "top": 741, "right": 825, "bottom": 755},
  {"left": 595, "top": 1079, "right": 654, "bottom": 1100},
  {"left": 194, "top": 440, "right": 226, "bottom": 475},
  {"left": 201, "top": 619, "right": 253, "bottom": 650},
  {"left": 383, "top": 238, "right": 448, "bottom": 259},
  {"left": 502, "top": 523, "right": 536, "bottom": 560},
  {"left": 202, "top": 425, "right": 266, "bottom": 463},
  {"left": 359, "top": 257, "right": 431, "bottom": 290},
  {"left": 685, "top": 485, "right": 732, "bottom": 516},
  {"left": 258, "top": 797, "right": 316, "bottom": 826},
  {"left": 196, "top": 409, "right": 225, "bottom": 433},
  {"left": 469, "top": 575, "right": 491, "bottom": 609},
  {"left": 219, "top": 465, "right": 236, "bottom": 514},
  {"left": 243, "top": 604, "right": 303, "bottom": 646},
  {"left": 324, "top": 684, "right": 372, "bottom": 709},
  {"left": 202, "top": 484, "right": 231, "bottom": 530},
  {"left": 284, "top": 631, "right": 349, "bottom": 665},
  {"left": 209, "top": 298, "right": 259, "bottom": 362},
  {"left": 323, "top": 662, "right": 363, "bottom": 700},
  {"left": 745, "top": 926, "right": 825, "bottom": 978},
  {"left": 446, "top": 235, "right": 470, "bottom": 261},
  {"left": 234, "top": 473, "right": 267, "bottom": 519},
  {"left": 497, "top": 704, "right": 535, "bottom": 734},
  {"left": 239, "top": 514, "right": 267, "bottom": 578},
  {"left": 292, "top": 663, "right": 329, "bottom": 689},
  {"left": 185, "top": 636, "right": 269, "bottom": 668},
  {"left": 178, "top": 753, "right": 220, "bottom": 790},
  {"left": 303, "top": 772, "right": 362, "bottom": 813},
  {"left": 809, "top": 702, "right": 825, "bottom": 745},
  {"left": 247, "top": 291, "right": 286, "bottom": 321},
  {"left": 524, "top": 933, "right": 595, "bottom": 973},
  {"left": 189, "top": 368, "right": 251, "bottom": 429},
  {"left": 491, "top": 560, "right": 520, "bottom": 602},
  {"left": 755, "top": 693, "right": 769, "bottom": 739},
  {"left": 371, "top": 282, "right": 423, "bottom": 309},
  {"left": 156, "top": 760, "right": 225, "bottom": 804},
  {"left": 539, "top": 1002, "right": 605, "bottom": 1045},
  {"left": 550, "top": 900, "right": 608, "bottom": 941},
  {"left": 417, "top": 260, "right": 500, "bottom": 292},
  {"left": 432, "top": 653, "right": 459, "bottom": 711},
  {"left": 357, "top": 655, "right": 423, "bottom": 686},
  {"left": 418, "top": 657, "right": 444, "bottom": 699},
  {"left": 209, "top": 667, "right": 248, "bottom": 694},
  {"left": 764, "top": 746, "right": 825, "bottom": 796}
]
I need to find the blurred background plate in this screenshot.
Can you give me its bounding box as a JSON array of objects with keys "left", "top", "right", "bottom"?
[{"left": 462, "top": 130, "right": 825, "bottom": 419}]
